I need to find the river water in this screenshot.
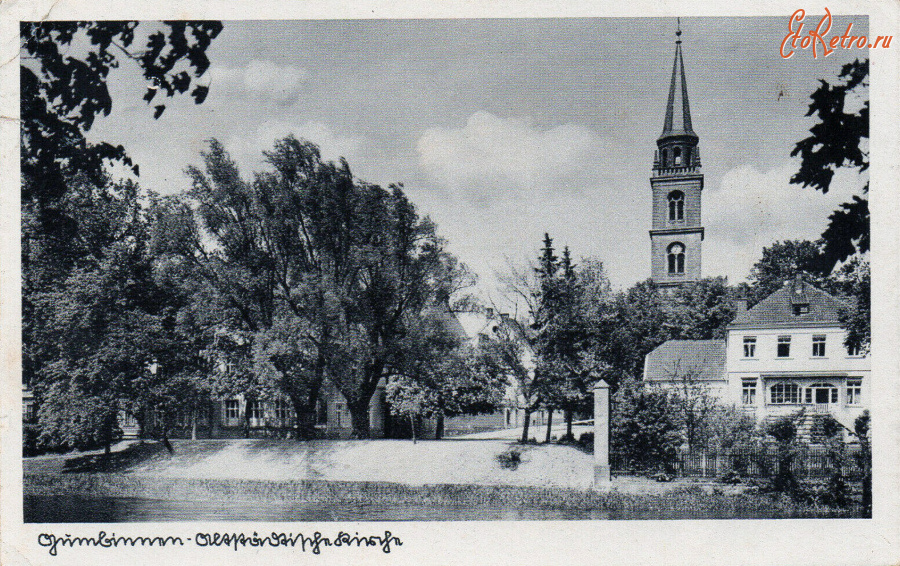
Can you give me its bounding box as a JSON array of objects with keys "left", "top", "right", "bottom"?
[
  {"left": 24, "top": 494, "right": 832, "bottom": 521},
  {"left": 25, "top": 494, "right": 623, "bottom": 522}
]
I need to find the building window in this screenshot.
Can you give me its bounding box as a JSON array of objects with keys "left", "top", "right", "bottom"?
[
  {"left": 335, "top": 401, "right": 346, "bottom": 428},
  {"left": 273, "top": 399, "right": 292, "bottom": 424},
  {"left": 847, "top": 343, "right": 863, "bottom": 357},
  {"left": 223, "top": 399, "right": 240, "bottom": 423},
  {"left": 668, "top": 191, "right": 685, "bottom": 221},
  {"left": 770, "top": 383, "right": 800, "bottom": 404},
  {"left": 805, "top": 382, "right": 838, "bottom": 404},
  {"left": 742, "top": 380, "right": 757, "bottom": 405},
  {"left": 121, "top": 411, "right": 138, "bottom": 428},
  {"left": 847, "top": 379, "right": 862, "bottom": 405},
  {"left": 247, "top": 400, "right": 263, "bottom": 421},
  {"left": 673, "top": 146, "right": 682, "bottom": 166},
  {"left": 743, "top": 336, "right": 757, "bottom": 358},
  {"left": 777, "top": 335, "right": 791, "bottom": 358},
  {"left": 812, "top": 335, "right": 826, "bottom": 357},
  {"left": 667, "top": 242, "right": 685, "bottom": 274},
  {"left": 174, "top": 410, "right": 190, "bottom": 428},
  {"left": 23, "top": 402, "right": 36, "bottom": 423}
]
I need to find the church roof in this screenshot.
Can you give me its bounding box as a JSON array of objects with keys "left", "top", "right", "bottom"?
[
  {"left": 659, "top": 27, "right": 697, "bottom": 142},
  {"left": 729, "top": 278, "right": 850, "bottom": 329},
  {"left": 644, "top": 339, "right": 726, "bottom": 381}
]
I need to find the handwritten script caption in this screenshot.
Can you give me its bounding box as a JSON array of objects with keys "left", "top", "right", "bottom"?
[{"left": 37, "top": 530, "right": 403, "bottom": 556}]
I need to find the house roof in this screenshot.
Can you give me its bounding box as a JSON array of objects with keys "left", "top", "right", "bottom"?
[
  {"left": 729, "top": 278, "right": 849, "bottom": 328},
  {"left": 422, "top": 304, "right": 469, "bottom": 340},
  {"left": 644, "top": 339, "right": 726, "bottom": 381}
]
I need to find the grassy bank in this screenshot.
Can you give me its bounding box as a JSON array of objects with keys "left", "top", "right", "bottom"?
[{"left": 24, "top": 473, "right": 861, "bottom": 519}]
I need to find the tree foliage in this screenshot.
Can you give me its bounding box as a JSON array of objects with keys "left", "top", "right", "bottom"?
[
  {"left": 154, "top": 136, "right": 470, "bottom": 438},
  {"left": 600, "top": 277, "right": 735, "bottom": 381},
  {"left": 493, "top": 235, "right": 613, "bottom": 442},
  {"left": 611, "top": 379, "right": 682, "bottom": 471},
  {"left": 790, "top": 59, "right": 869, "bottom": 271},
  {"left": 22, "top": 22, "right": 222, "bottom": 449},
  {"left": 386, "top": 310, "right": 505, "bottom": 440}
]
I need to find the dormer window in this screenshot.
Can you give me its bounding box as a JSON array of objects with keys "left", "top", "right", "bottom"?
[{"left": 793, "top": 303, "right": 809, "bottom": 315}]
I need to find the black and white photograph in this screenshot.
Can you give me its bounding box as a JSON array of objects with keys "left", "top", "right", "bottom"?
[{"left": 2, "top": 2, "right": 899, "bottom": 565}]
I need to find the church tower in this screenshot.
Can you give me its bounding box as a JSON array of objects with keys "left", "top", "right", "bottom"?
[{"left": 650, "top": 23, "right": 704, "bottom": 287}]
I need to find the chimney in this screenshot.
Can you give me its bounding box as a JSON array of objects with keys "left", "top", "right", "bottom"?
[
  {"left": 500, "top": 312, "right": 510, "bottom": 322},
  {"left": 485, "top": 307, "right": 495, "bottom": 319}
]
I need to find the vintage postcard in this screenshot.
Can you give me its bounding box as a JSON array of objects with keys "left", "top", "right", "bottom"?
[{"left": 1, "top": 1, "right": 898, "bottom": 565}]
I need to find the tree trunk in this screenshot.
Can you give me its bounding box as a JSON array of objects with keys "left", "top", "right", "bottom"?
[
  {"left": 410, "top": 414, "right": 417, "bottom": 444},
  {"left": 565, "top": 409, "right": 574, "bottom": 441},
  {"left": 191, "top": 408, "right": 197, "bottom": 440},
  {"left": 103, "top": 411, "right": 116, "bottom": 454},
  {"left": 435, "top": 413, "right": 445, "bottom": 440},
  {"left": 545, "top": 409, "right": 553, "bottom": 443},
  {"left": 290, "top": 397, "right": 312, "bottom": 440},
  {"left": 349, "top": 401, "right": 371, "bottom": 439},
  {"left": 242, "top": 399, "right": 252, "bottom": 439},
  {"left": 520, "top": 408, "right": 532, "bottom": 443},
  {"left": 346, "top": 367, "right": 381, "bottom": 439}
]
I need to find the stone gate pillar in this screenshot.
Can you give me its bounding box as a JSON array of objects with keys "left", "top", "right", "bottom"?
[{"left": 593, "top": 379, "right": 611, "bottom": 488}]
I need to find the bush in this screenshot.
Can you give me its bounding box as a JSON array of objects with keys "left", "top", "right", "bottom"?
[
  {"left": 611, "top": 379, "right": 681, "bottom": 472},
  {"left": 578, "top": 432, "right": 594, "bottom": 452},
  {"left": 766, "top": 416, "right": 797, "bottom": 443},
  {"left": 820, "top": 415, "right": 843, "bottom": 439},
  {"left": 789, "top": 477, "right": 852, "bottom": 508},
  {"left": 497, "top": 448, "right": 523, "bottom": 470},
  {"left": 719, "top": 469, "right": 742, "bottom": 485},
  {"left": 23, "top": 424, "right": 40, "bottom": 457}
]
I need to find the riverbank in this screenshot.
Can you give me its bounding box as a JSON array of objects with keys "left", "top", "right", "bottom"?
[
  {"left": 23, "top": 439, "right": 865, "bottom": 520},
  {"left": 23, "top": 473, "right": 858, "bottom": 521},
  {"left": 25, "top": 438, "right": 605, "bottom": 490}
]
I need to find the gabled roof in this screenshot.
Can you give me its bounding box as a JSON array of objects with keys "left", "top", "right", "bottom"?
[
  {"left": 644, "top": 339, "right": 726, "bottom": 381},
  {"left": 730, "top": 278, "right": 849, "bottom": 329}
]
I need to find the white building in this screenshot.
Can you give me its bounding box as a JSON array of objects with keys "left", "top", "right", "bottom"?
[{"left": 644, "top": 276, "right": 869, "bottom": 437}]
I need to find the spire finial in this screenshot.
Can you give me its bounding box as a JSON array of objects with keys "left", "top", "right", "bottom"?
[{"left": 676, "top": 17, "right": 682, "bottom": 43}]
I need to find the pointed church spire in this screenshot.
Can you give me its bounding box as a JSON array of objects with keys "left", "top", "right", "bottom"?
[{"left": 660, "top": 20, "right": 697, "bottom": 142}]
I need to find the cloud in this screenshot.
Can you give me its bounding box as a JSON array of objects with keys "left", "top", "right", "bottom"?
[
  {"left": 408, "top": 111, "right": 648, "bottom": 291},
  {"left": 211, "top": 60, "right": 309, "bottom": 102},
  {"left": 416, "top": 111, "right": 618, "bottom": 205},
  {"left": 703, "top": 160, "right": 865, "bottom": 282}
]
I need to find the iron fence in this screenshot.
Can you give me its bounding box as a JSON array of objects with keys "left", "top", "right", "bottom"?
[{"left": 611, "top": 447, "right": 867, "bottom": 479}]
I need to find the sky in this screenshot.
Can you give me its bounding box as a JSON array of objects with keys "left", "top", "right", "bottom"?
[{"left": 85, "top": 17, "right": 870, "bottom": 300}]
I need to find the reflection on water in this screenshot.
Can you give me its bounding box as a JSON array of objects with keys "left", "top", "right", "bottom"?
[
  {"left": 24, "top": 494, "right": 809, "bottom": 522},
  {"left": 25, "top": 495, "right": 618, "bottom": 522}
]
